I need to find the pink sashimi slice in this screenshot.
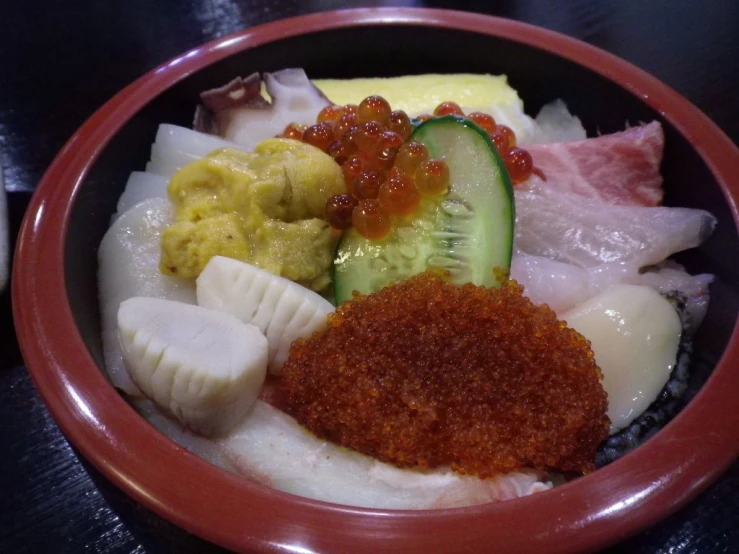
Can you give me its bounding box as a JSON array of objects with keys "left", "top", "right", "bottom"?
[{"left": 524, "top": 121, "right": 665, "bottom": 207}]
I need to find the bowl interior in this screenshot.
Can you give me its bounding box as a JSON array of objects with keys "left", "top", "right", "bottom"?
[{"left": 67, "top": 24, "right": 739, "bottom": 422}]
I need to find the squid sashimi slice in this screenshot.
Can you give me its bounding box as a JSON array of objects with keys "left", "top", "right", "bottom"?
[
  {"left": 194, "top": 69, "right": 331, "bottom": 152},
  {"left": 154, "top": 123, "right": 240, "bottom": 158},
  {"left": 515, "top": 184, "right": 716, "bottom": 268},
  {"left": 563, "top": 285, "right": 682, "bottom": 432},
  {"left": 118, "top": 297, "right": 268, "bottom": 437},
  {"left": 98, "top": 198, "right": 196, "bottom": 395},
  {"left": 218, "top": 401, "right": 551, "bottom": 509},
  {"left": 196, "top": 256, "right": 334, "bottom": 376},
  {"left": 524, "top": 122, "right": 665, "bottom": 207},
  {"left": 511, "top": 253, "right": 713, "bottom": 326},
  {"left": 146, "top": 144, "right": 202, "bottom": 178},
  {"left": 115, "top": 171, "right": 169, "bottom": 217},
  {"left": 144, "top": 124, "right": 242, "bottom": 179},
  {"left": 510, "top": 252, "right": 639, "bottom": 315}
]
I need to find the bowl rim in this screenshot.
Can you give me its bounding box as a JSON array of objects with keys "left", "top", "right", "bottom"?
[{"left": 12, "top": 7, "right": 739, "bottom": 554}]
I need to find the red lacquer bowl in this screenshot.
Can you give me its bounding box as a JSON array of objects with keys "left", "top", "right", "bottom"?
[{"left": 12, "top": 8, "right": 739, "bottom": 553}]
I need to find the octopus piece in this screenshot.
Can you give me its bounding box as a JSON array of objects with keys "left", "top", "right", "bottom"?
[{"left": 194, "top": 68, "right": 331, "bottom": 151}]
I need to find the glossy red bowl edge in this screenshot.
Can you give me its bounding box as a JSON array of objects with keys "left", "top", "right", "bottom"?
[{"left": 12, "top": 8, "right": 739, "bottom": 554}]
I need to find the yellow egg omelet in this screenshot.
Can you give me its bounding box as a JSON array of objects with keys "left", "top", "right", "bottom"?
[{"left": 311, "top": 74, "right": 522, "bottom": 116}]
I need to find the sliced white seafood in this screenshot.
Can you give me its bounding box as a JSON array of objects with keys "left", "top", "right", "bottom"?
[
  {"left": 133, "top": 397, "right": 235, "bottom": 470},
  {"left": 154, "top": 123, "right": 238, "bottom": 157},
  {"left": 196, "top": 256, "right": 334, "bottom": 375},
  {"left": 562, "top": 284, "right": 682, "bottom": 432},
  {"left": 98, "top": 198, "right": 197, "bottom": 395},
  {"left": 510, "top": 252, "right": 639, "bottom": 314},
  {"left": 511, "top": 252, "right": 713, "bottom": 326},
  {"left": 217, "top": 401, "right": 551, "bottom": 509},
  {"left": 115, "top": 171, "right": 169, "bottom": 217},
  {"left": 639, "top": 263, "right": 714, "bottom": 333},
  {"left": 145, "top": 124, "right": 242, "bottom": 178},
  {"left": 146, "top": 145, "right": 202, "bottom": 178},
  {"left": 526, "top": 99, "right": 587, "bottom": 144},
  {"left": 136, "top": 397, "right": 550, "bottom": 508},
  {"left": 515, "top": 184, "right": 716, "bottom": 268},
  {"left": 118, "top": 297, "right": 268, "bottom": 437}
]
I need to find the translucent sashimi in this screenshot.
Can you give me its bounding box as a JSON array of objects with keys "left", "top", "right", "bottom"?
[
  {"left": 136, "top": 398, "right": 551, "bottom": 509},
  {"left": 511, "top": 252, "right": 713, "bottom": 328},
  {"left": 515, "top": 183, "right": 716, "bottom": 268}
]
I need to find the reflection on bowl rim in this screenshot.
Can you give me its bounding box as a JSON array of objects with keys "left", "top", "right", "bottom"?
[{"left": 12, "top": 7, "right": 739, "bottom": 554}]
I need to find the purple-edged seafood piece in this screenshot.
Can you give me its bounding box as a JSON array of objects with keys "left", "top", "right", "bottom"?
[{"left": 194, "top": 68, "right": 331, "bottom": 151}]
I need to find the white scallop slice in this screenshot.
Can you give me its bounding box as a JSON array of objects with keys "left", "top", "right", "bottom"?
[
  {"left": 196, "top": 256, "right": 334, "bottom": 375},
  {"left": 118, "top": 297, "right": 268, "bottom": 437},
  {"left": 562, "top": 284, "right": 682, "bottom": 432}
]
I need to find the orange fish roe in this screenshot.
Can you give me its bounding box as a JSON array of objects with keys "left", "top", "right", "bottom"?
[{"left": 280, "top": 272, "right": 610, "bottom": 477}]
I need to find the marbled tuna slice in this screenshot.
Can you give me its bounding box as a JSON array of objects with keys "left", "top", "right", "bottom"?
[{"left": 524, "top": 122, "right": 664, "bottom": 207}]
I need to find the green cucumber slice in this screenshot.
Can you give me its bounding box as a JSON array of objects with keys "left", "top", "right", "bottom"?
[{"left": 333, "top": 116, "right": 514, "bottom": 305}]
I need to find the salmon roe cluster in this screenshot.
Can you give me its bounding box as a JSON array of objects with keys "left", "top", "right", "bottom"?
[
  {"left": 421, "top": 101, "right": 545, "bottom": 185},
  {"left": 280, "top": 97, "right": 544, "bottom": 242},
  {"left": 281, "top": 96, "right": 451, "bottom": 241},
  {"left": 279, "top": 272, "right": 610, "bottom": 478}
]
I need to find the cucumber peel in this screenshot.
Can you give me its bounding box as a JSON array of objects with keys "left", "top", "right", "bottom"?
[{"left": 333, "top": 116, "right": 515, "bottom": 305}]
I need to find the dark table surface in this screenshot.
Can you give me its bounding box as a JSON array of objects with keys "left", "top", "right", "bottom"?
[{"left": 2, "top": 1, "right": 739, "bottom": 552}]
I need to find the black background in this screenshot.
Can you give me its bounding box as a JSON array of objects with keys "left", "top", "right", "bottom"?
[{"left": 1, "top": 1, "right": 738, "bottom": 552}]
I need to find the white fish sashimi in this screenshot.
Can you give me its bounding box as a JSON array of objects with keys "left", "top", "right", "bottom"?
[
  {"left": 134, "top": 398, "right": 236, "bottom": 470},
  {"left": 639, "top": 262, "right": 714, "bottom": 333},
  {"left": 486, "top": 99, "right": 586, "bottom": 146},
  {"left": 485, "top": 102, "right": 536, "bottom": 145},
  {"left": 134, "top": 398, "right": 550, "bottom": 509},
  {"left": 119, "top": 297, "right": 268, "bottom": 437},
  {"left": 98, "top": 198, "right": 196, "bottom": 395},
  {"left": 525, "top": 99, "right": 587, "bottom": 145},
  {"left": 218, "top": 401, "right": 551, "bottom": 509},
  {"left": 510, "top": 252, "right": 639, "bottom": 314},
  {"left": 515, "top": 184, "right": 716, "bottom": 268},
  {"left": 511, "top": 252, "right": 713, "bottom": 326},
  {"left": 115, "top": 171, "right": 169, "bottom": 217}
]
